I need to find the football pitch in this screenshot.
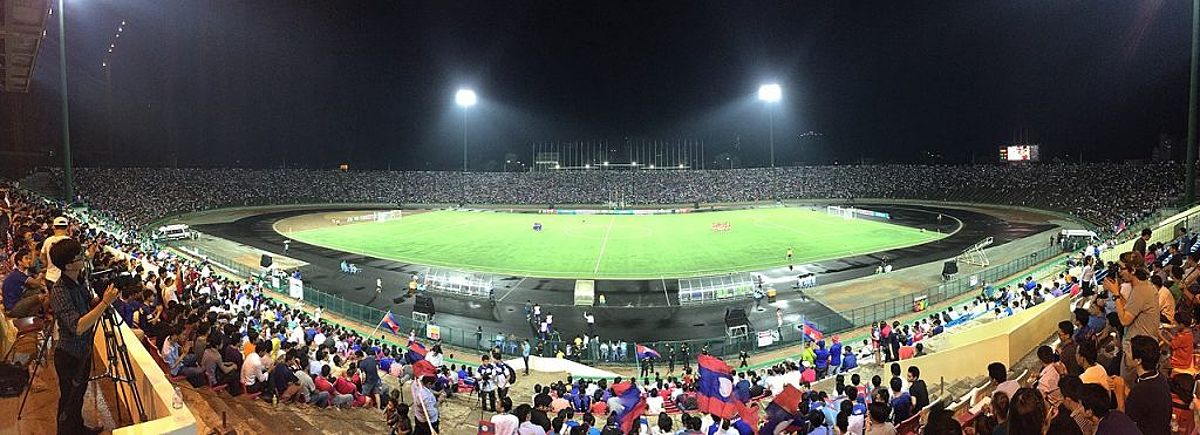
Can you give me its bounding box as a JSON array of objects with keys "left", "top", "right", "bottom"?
[{"left": 283, "top": 208, "right": 946, "bottom": 279}]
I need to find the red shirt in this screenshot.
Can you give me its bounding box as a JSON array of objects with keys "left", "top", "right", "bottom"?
[
  {"left": 1171, "top": 329, "right": 1194, "bottom": 369},
  {"left": 315, "top": 376, "right": 335, "bottom": 394},
  {"left": 590, "top": 401, "right": 607, "bottom": 415}
]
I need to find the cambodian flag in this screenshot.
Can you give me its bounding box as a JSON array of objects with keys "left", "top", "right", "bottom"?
[
  {"left": 382, "top": 312, "right": 402, "bottom": 335},
  {"left": 405, "top": 340, "right": 428, "bottom": 364},
  {"left": 404, "top": 340, "right": 437, "bottom": 378},
  {"left": 635, "top": 344, "right": 660, "bottom": 360},
  {"left": 696, "top": 354, "right": 759, "bottom": 429},
  {"left": 610, "top": 380, "right": 647, "bottom": 433},
  {"left": 802, "top": 321, "right": 823, "bottom": 341}
]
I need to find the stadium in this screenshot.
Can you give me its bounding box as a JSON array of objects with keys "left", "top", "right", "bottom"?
[{"left": 0, "top": 2, "right": 1197, "bottom": 435}]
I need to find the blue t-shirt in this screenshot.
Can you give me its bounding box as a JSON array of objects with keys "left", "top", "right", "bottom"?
[
  {"left": 890, "top": 391, "right": 913, "bottom": 422},
  {"left": 2, "top": 268, "right": 28, "bottom": 311},
  {"left": 358, "top": 356, "right": 381, "bottom": 383}
]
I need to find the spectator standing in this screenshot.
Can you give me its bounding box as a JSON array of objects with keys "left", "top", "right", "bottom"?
[
  {"left": 1107, "top": 252, "right": 1160, "bottom": 386},
  {"left": 412, "top": 375, "right": 441, "bottom": 435},
  {"left": 41, "top": 216, "right": 72, "bottom": 284},
  {"left": 48, "top": 238, "right": 120, "bottom": 435},
  {"left": 907, "top": 367, "right": 929, "bottom": 412}
]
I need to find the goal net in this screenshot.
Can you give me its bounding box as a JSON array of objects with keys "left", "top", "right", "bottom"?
[{"left": 826, "top": 205, "right": 857, "bottom": 220}]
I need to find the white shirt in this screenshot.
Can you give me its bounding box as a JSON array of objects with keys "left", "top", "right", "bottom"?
[
  {"left": 242, "top": 352, "right": 267, "bottom": 385},
  {"left": 491, "top": 413, "right": 519, "bottom": 435},
  {"left": 646, "top": 395, "right": 664, "bottom": 415},
  {"left": 766, "top": 375, "right": 786, "bottom": 396},
  {"left": 41, "top": 234, "right": 70, "bottom": 282},
  {"left": 518, "top": 421, "right": 546, "bottom": 435}
]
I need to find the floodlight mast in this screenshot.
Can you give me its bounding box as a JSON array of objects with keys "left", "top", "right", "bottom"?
[
  {"left": 455, "top": 89, "right": 477, "bottom": 173},
  {"left": 758, "top": 84, "right": 782, "bottom": 167}
]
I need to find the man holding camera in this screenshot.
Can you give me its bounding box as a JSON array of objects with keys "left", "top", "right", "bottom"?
[
  {"left": 47, "top": 238, "right": 120, "bottom": 435},
  {"left": 1104, "top": 251, "right": 1161, "bottom": 387}
]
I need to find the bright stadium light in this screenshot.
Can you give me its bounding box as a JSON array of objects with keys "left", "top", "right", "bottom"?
[
  {"left": 649, "top": 164, "right": 655, "bottom": 169},
  {"left": 602, "top": 161, "right": 609, "bottom": 166},
  {"left": 451, "top": 87, "right": 475, "bottom": 175},
  {"left": 758, "top": 83, "right": 782, "bottom": 103},
  {"left": 631, "top": 161, "right": 637, "bottom": 165},
  {"left": 455, "top": 89, "right": 477, "bottom": 107},
  {"left": 758, "top": 83, "right": 782, "bottom": 167},
  {"left": 585, "top": 164, "right": 591, "bottom": 169},
  {"left": 679, "top": 163, "right": 685, "bottom": 168}
]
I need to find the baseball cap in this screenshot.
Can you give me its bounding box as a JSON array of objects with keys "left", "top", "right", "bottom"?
[{"left": 52, "top": 217, "right": 69, "bottom": 227}]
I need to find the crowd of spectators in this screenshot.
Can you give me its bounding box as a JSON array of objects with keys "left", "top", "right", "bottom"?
[
  {"left": 2, "top": 164, "right": 1195, "bottom": 434},
  {"left": 54, "top": 163, "right": 1180, "bottom": 232}
]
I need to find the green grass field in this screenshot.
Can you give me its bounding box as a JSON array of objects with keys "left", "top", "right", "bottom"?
[{"left": 283, "top": 208, "right": 945, "bottom": 279}]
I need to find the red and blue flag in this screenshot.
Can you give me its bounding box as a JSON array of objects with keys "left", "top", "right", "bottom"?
[
  {"left": 405, "top": 340, "right": 428, "bottom": 364},
  {"left": 696, "top": 354, "right": 759, "bottom": 429},
  {"left": 763, "top": 384, "right": 803, "bottom": 434},
  {"left": 610, "top": 380, "right": 647, "bottom": 433},
  {"left": 635, "top": 344, "right": 660, "bottom": 360},
  {"left": 382, "top": 312, "right": 402, "bottom": 335},
  {"left": 403, "top": 340, "right": 437, "bottom": 378},
  {"left": 802, "top": 321, "right": 823, "bottom": 341}
]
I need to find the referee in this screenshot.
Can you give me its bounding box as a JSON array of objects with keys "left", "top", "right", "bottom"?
[{"left": 48, "top": 238, "right": 119, "bottom": 435}]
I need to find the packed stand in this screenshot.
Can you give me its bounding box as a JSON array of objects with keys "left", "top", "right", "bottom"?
[{"left": 54, "top": 162, "right": 1180, "bottom": 232}]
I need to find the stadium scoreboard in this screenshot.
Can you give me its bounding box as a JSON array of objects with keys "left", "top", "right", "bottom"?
[{"left": 999, "top": 145, "right": 1039, "bottom": 162}]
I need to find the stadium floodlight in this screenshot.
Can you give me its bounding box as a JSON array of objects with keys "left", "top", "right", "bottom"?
[
  {"left": 455, "top": 89, "right": 477, "bottom": 107},
  {"left": 585, "top": 164, "right": 591, "bottom": 169},
  {"left": 758, "top": 83, "right": 782, "bottom": 103},
  {"left": 758, "top": 83, "right": 782, "bottom": 167},
  {"left": 649, "top": 164, "right": 655, "bottom": 169},
  {"left": 455, "top": 88, "right": 477, "bottom": 177},
  {"left": 603, "top": 161, "right": 609, "bottom": 166},
  {"left": 679, "top": 163, "right": 685, "bottom": 168}
]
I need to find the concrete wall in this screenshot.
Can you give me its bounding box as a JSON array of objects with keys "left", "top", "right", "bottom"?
[{"left": 886, "top": 295, "right": 1071, "bottom": 385}]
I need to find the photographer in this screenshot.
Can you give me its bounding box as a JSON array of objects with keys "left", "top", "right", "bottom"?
[
  {"left": 1103, "top": 251, "right": 1161, "bottom": 387},
  {"left": 47, "top": 238, "right": 120, "bottom": 435}
]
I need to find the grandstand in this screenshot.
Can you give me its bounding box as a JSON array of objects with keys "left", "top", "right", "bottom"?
[{"left": 0, "top": 162, "right": 1191, "bottom": 434}]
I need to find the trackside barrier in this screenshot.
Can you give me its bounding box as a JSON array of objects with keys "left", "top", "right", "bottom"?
[{"left": 208, "top": 243, "right": 1067, "bottom": 363}]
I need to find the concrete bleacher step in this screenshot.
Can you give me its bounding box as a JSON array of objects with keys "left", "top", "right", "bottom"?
[{"left": 180, "top": 383, "right": 394, "bottom": 434}]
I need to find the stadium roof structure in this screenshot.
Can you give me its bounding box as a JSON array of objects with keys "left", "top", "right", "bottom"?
[{"left": 0, "top": 0, "right": 50, "bottom": 93}]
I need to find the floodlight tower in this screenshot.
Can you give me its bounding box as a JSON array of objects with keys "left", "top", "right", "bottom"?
[
  {"left": 455, "top": 89, "right": 477, "bottom": 172},
  {"left": 758, "top": 83, "right": 782, "bottom": 167},
  {"left": 55, "top": 0, "right": 75, "bottom": 203}
]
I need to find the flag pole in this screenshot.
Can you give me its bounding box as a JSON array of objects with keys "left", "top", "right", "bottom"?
[{"left": 370, "top": 310, "right": 391, "bottom": 338}]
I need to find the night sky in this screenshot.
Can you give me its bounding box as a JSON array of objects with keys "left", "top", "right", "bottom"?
[{"left": 27, "top": 0, "right": 1193, "bottom": 169}]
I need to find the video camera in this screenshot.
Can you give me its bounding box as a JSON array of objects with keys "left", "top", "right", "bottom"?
[{"left": 89, "top": 268, "right": 142, "bottom": 294}]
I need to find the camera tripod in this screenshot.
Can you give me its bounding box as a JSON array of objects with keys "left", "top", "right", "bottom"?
[
  {"left": 16, "top": 316, "right": 56, "bottom": 420},
  {"left": 89, "top": 308, "right": 148, "bottom": 424}
]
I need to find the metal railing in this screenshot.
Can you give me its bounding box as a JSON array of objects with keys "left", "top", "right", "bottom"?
[{"left": 178, "top": 241, "right": 1066, "bottom": 364}]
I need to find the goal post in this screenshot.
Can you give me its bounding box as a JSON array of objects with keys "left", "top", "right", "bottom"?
[
  {"left": 375, "top": 210, "right": 404, "bottom": 223},
  {"left": 826, "top": 205, "right": 857, "bottom": 220}
]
